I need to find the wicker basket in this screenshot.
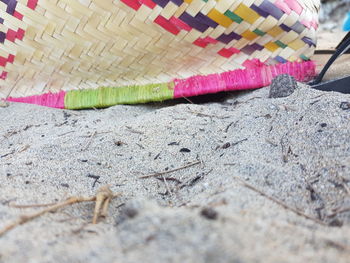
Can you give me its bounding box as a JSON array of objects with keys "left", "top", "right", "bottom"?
[{"left": 2, "top": 0, "right": 319, "bottom": 109}]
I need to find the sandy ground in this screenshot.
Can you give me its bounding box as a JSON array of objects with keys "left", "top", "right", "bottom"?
[{"left": 0, "top": 83, "right": 350, "bottom": 262}]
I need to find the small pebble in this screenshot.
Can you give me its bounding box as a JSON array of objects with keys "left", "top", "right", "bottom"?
[
  {"left": 123, "top": 207, "right": 138, "bottom": 219},
  {"left": 200, "top": 207, "right": 218, "bottom": 220},
  {"left": 329, "top": 219, "right": 343, "bottom": 227},
  {"left": 180, "top": 148, "right": 191, "bottom": 153},
  {"left": 222, "top": 142, "right": 231, "bottom": 149},
  {"left": 340, "top": 102, "right": 350, "bottom": 110},
  {"left": 269, "top": 74, "right": 297, "bottom": 98}
]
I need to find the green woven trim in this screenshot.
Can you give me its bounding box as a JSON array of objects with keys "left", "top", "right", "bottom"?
[
  {"left": 299, "top": 54, "right": 309, "bottom": 61},
  {"left": 224, "top": 10, "right": 243, "bottom": 23},
  {"left": 64, "top": 82, "right": 174, "bottom": 109},
  {"left": 275, "top": 40, "right": 287, "bottom": 49},
  {"left": 253, "top": 29, "right": 265, "bottom": 36}
]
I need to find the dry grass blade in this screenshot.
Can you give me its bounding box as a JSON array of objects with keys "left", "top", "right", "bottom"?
[
  {"left": 139, "top": 161, "right": 201, "bottom": 179},
  {"left": 0, "top": 186, "right": 121, "bottom": 237},
  {"left": 234, "top": 176, "right": 327, "bottom": 226},
  {"left": 328, "top": 207, "right": 350, "bottom": 218}
]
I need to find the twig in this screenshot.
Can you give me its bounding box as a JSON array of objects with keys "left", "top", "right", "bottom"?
[
  {"left": 161, "top": 175, "right": 173, "bottom": 199},
  {"left": 0, "top": 186, "right": 121, "bottom": 237},
  {"left": 81, "top": 131, "right": 97, "bottom": 151},
  {"left": 155, "top": 177, "right": 182, "bottom": 184},
  {"left": 182, "top": 96, "right": 194, "bottom": 104},
  {"left": 58, "top": 131, "right": 75, "bottom": 137},
  {"left": 18, "top": 144, "right": 30, "bottom": 153},
  {"left": 234, "top": 177, "right": 327, "bottom": 226},
  {"left": 125, "top": 126, "right": 143, "bottom": 135},
  {"left": 324, "top": 239, "right": 350, "bottom": 251},
  {"left": 187, "top": 110, "right": 230, "bottom": 119},
  {"left": 9, "top": 202, "right": 57, "bottom": 208},
  {"left": 231, "top": 138, "right": 248, "bottom": 147},
  {"left": 87, "top": 174, "right": 101, "bottom": 188},
  {"left": 328, "top": 207, "right": 350, "bottom": 218},
  {"left": 1, "top": 150, "right": 15, "bottom": 158},
  {"left": 224, "top": 121, "right": 238, "bottom": 133},
  {"left": 341, "top": 176, "right": 350, "bottom": 195},
  {"left": 139, "top": 161, "right": 201, "bottom": 179}
]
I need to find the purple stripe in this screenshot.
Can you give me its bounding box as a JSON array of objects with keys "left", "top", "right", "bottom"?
[
  {"left": 195, "top": 13, "right": 218, "bottom": 28},
  {"left": 302, "top": 37, "right": 316, "bottom": 47},
  {"left": 241, "top": 45, "right": 255, "bottom": 55},
  {"left": 250, "top": 43, "right": 264, "bottom": 51},
  {"left": 170, "top": 0, "right": 183, "bottom": 6},
  {"left": 0, "top": 18, "right": 4, "bottom": 24},
  {"left": 290, "top": 21, "right": 305, "bottom": 34},
  {"left": 152, "top": 0, "right": 169, "bottom": 8},
  {"left": 217, "top": 32, "right": 241, "bottom": 44},
  {"left": 280, "top": 23, "right": 291, "bottom": 32},
  {"left": 250, "top": 4, "right": 269, "bottom": 18},
  {"left": 0, "top": 31, "right": 6, "bottom": 43},
  {"left": 6, "top": 0, "right": 17, "bottom": 15},
  {"left": 275, "top": 56, "right": 287, "bottom": 63},
  {"left": 179, "top": 12, "right": 209, "bottom": 33},
  {"left": 259, "top": 0, "right": 284, "bottom": 20}
]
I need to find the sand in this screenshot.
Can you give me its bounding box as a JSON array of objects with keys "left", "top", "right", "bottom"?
[{"left": 0, "top": 83, "right": 350, "bottom": 262}]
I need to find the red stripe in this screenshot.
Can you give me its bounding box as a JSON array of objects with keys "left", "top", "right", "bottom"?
[
  {"left": 193, "top": 38, "right": 209, "bottom": 48},
  {"left": 169, "top": 16, "right": 192, "bottom": 31},
  {"left": 13, "top": 11, "right": 23, "bottom": 20},
  {"left": 120, "top": 0, "right": 142, "bottom": 10},
  {"left": 6, "top": 29, "right": 17, "bottom": 42},
  {"left": 0, "top": 57, "right": 7, "bottom": 67},
  {"left": 139, "top": 0, "right": 156, "bottom": 9},
  {"left": 193, "top": 36, "right": 218, "bottom": 48},
  {"left": 154, "top": 15, "right": 180, "bottom": 35},
  {"left": 8, "top": 54, "right": 15, "bottom": 63},
  {"left": 27, "top": 0, "right": 38, "bottom": 9},
  {"left": 16, "top": 28, "right": 25, "bottom": 40},
  {"left": 218, "top": 47, "right": 240, "bottom": 58},
  {"left": 0, "top": 71, "right": 8, "bottom": 79}
]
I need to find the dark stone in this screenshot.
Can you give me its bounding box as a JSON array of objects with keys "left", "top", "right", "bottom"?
[
  {"left": 340, "top": 102, "right": 350, "bottom": 110},
  {"left": 329, "top": 219, "right": 343, "bottom": 227},
  {"left": 222, "top": 142, "right": 231, "bottom": 149},
  {"left": 123, "top": 207, "right": 138, "bottom": 219},
  {"left": 200, "top": 207, "right": 218, "bottom": 220},
  {"left": 269, "top": 74, "right": 298, "bottom": 98},
  {"left": 180, "top": 148, "right": 191, "bottom": 153}
]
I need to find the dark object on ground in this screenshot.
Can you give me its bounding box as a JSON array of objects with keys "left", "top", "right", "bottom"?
[
  {"left": 310, "top": 32, "right": 350, "bottom": 94},
  {"left": 200, "top": 207, "right": 218, "bottom": 220},
  {"left": 269, "top": 74, "right": 297, "bottom": 98},
  {"left": 340, "top": 102, "right": 350, "bottom": 110}
]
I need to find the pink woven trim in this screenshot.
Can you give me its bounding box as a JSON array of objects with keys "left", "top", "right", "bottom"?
[
  {"left": 275, "top": 0, "right": 292, "bottom": 14},
  {"left": 284, "top": 0, "right": 303, "bottom": 15},
  {"left": 6, "top": 90, "right": 66, "bottom": 108},
  {"left": 173, "top": 61, "right": 316, "bottom": 98}
]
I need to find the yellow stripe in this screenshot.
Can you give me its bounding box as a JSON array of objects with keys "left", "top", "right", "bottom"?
[
  {"left": 288, "top": 39, "right": 305, "bottom": 50},
  {"left": 207, "top": 8, "right": 233, "bottom": 27},
  {"left": 241, "top": 30, "right": 258, "bottom": 41},
  {"left": 267, "top": 26, "right": 284, "bottom": 37},
  {"left": 265, "top": 42, "right": 279, "bottom": 52},
  {"left": 234, "top": 4, "right": 260, "bottom": 24}
]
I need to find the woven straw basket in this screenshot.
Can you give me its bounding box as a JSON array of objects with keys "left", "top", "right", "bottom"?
[{"left": 1, "top": 0, "right": 319, "bottom": 109}]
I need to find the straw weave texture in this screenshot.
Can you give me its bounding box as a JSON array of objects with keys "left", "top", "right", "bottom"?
[{"left": 0, "top": 0, "right": 319, "bottom": 98}]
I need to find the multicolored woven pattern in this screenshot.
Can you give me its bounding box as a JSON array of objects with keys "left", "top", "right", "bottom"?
[{"left": 0, "top": 0, "right": 319, "bottom": 108}]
